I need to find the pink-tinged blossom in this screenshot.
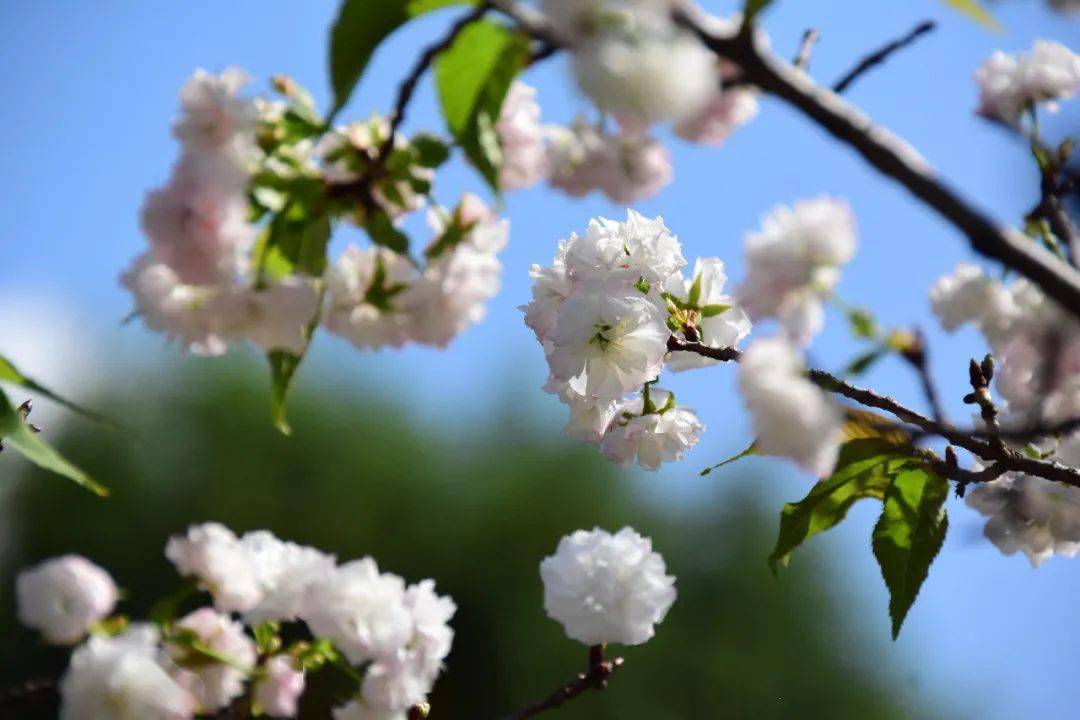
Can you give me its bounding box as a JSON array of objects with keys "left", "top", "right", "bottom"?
[
  {"left": 497, "top": 81, "right": 549, "bottom": 190},
  {"left": 253, "top": 656, "right": 305, "bottom": 718},
  {"left": 738, "top": 197, "right": 857, "bottom": 347},
  {"left": 738, "top": 337, "right": 841, "bottom": 476},
  {"left": 168, "top": 608, "right": 256, "bottom": 713},
  {"left": 17, "top": 555, "right": 118, "bottom": 645}
]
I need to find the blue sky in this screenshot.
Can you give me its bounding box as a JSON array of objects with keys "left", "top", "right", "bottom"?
[{"left": 2, "top": 1, "right": 1079, "bottom": 717}]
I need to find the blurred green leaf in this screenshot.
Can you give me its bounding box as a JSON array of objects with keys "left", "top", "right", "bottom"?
[
  {"left": 269, "top": 350, "right": 303, "bottom": 436},
  {"left": 768, "top": 439, "right": 917, "bottom": 574},
  {"left": 0, "top": 354, "right": 120, "bottom": 429},
  {"left": 328, "top": 0, "right": 475, "bottom": 120},
  {"left": 0, "top": 386, "right": 106, "bottom": 496},
  {"left": 435, "top": 20, "right": 531, "bottom": 191},
  {"left": 840, "top": 409, "right": 912, "bottom": 446},
  {"left": 940, "top": 0, "right": 1002, "bottom": 31},
  {"left": 411, "top": 133, "right": 452, "bottom": 169},
  {"left": 871, "top": 466, "right": 949, "bottom": 639},
  {"left": 842, "top": 348, "right": 886, "bottom": 378},
  {"left": 367, "top": 211, "right": 411, "bottom": 254},
  {"left": 847, "top": 308, "right": 879, "bottom": 340}
]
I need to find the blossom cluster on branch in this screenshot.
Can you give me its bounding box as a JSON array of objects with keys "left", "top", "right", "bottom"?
[{"left": 12, "top": 525, "right": 675, "bottom": 719}]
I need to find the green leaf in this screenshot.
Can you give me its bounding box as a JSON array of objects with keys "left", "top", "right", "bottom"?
[
  {"left": 0, "top": 386, "right": 106, "bottom": 496},
  {"left": 871, "top": 466, "right": 949, "bottom": 638},
  {"left": 367, "top": 211, "right": 411, "bottom": 254},
  {"left": 941, "top": 0, "right": 1002, "bottom": 31},
  {"left": 846, "top": 308, "right": 879, "bottom": 340},
  {"left": 701, "top": 441, "right": 758, "bottom": 476},
  {"left": 768, "top": 439, "right": 918, "bottom": 574},
  {"left": 328, "top": 0, "right": 475, "bottom": 120},
  {"left": 0, "top": 354, "right": 120, "bottom": 429},
  {"left": 699, "top": 303, "right": 732, "bottom": 318},
  {"left": 411, "top": 133, "right": 451, "bottom": 169},
  {"left": 842, "top": 348, "right": 886, "bottom": 378},
  {"left": 268, "top": 350, "right": 303, "bottom": 436},
  {"left": 840, "top": 409, "right": 912, "bottom": 446},
  {"left": 435, "top": 20, "right": 532, "bottom": 191}
]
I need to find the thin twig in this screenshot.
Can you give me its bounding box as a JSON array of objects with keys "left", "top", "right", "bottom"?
[
  {"left": 666, "top": 339, "right": 1080, "bottom": 488},
  {"left": 326, "top": 3, "right": 492, "bottom": 200},
  {"left": 500, "top": 645, "right": 624, "bottom": 720},
  {"left": 673, "top": 8, "right": 1080, "bottom": 319},
  {"left": 832, "top": 21, "right": 936, "bottom": 94},
  {"left": 793, "top": 29, "right": 820, "bottom": 71},
  {"left": 899, "top": 330, "right": 947, "bottom": 424}
]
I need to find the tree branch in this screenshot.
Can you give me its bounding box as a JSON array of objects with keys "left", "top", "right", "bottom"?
[
  {"left": 673, "top": 9, "right": 1080, "bottom": 320},
  {"left": 500, "top": 645, "right": 623, "bottom": 720},
  {"left": 666, "top": 339, "right": 1080, "bottom": 488},
  {"left": 793, "top": 29, "right": 820, "bottom": 71},
  {"left": 326, "top": 3, "right": 492, "bottom": 201},
  {"left": 832, "top": 20, "right": 936, "bottom": 94}
]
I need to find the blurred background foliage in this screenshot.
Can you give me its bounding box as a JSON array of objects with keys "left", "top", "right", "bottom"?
[{"left": 0, "top": 361, "right": 940, "bottom": 719}]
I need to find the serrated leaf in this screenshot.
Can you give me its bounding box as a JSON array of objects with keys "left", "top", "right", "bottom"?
[
  {"left": 0, "top": 354, "right": 120, "bottom": 429},
  {"left": 328, "top": 0, "right": 475, "bottom": 120},
  {"left": 701, "top": 441, "right": 758, "bottom": 476},
  {"left": 435, "top": 20, "right": 532, "bottom": 191},
  {"left": 768, "top": 439, "right": 918, "bottom": 574},
  {"left": 871, "top": 466, "right": 949, "bottom": 638},
  {"left": 941, "top": 0, "right": 1002, "bottom": 31},
  {"left": 842, "top": 348, "right": 886, "bottom": 378},
  {"left": 0, "top": 386, "right": 106, "bottom": 496}
]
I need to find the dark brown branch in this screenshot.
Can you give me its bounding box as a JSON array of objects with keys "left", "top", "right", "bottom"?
[
  {"left": 674, "top": 9, "right": 1080, "bottom": 320},
  {"left": 898, "top": 331, "right": 947, "bottom": 424},
  {"left": 1031, "top": 158, "right": 1080, "bottom": 267},
  {"left": 500, "top": 645, "right": 623, "bottom": 720},
  {"left": 832, "top": 21, "right": 936, "bottom": 94},
  {"left": 666, "top": 339, "right": 1080, "bottom": 488},
  {"left": 326, "top": 3, "right": 492, "bottom": 200}
]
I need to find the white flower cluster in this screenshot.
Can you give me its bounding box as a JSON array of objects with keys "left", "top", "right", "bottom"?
[
  {"left": 975, "top": 40, "right": 1080, "bottom": 125},
  {"left": 325, "top": 193, "right": 508, "bottom": 350},
  {"left": 966, "top": 451, "right": 1080, "bottom": 567},
  {"left": 125, "top": 70, "right": 509, "bottom": 358},
  {"left": 16, "top": 524, "right": 456, "bottom": 719},
  {"left": 931, "top": 264, "right": 1080, "bottom": 565},
  {"left": 522, "top": 210, "right": 754, "bottom": 469},
  {"left": 738, "top": 197, "right": 858, "bottom": 347},
  {"left": 496, "top": 36, "right": 757, "bottom": 204},
  {"left": 122, "top": 68, "right": 318, "bottom": 357},
  {"left": 540, "top": 526, "right": 676, "bottom": 646}
]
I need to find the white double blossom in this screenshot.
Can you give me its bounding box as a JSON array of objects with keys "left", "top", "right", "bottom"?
[
  {"left": 540, "top": 526, "right": 676, "bottom": 645},
  {"left": 524, "top": 211, "right": 753, "bottom": 469},
  {"left": 738, "top": 337, "right": 842, "bottom": 476},
  {"left": 600, "top": 389, "right": 705, "bottom": 470},
  {"left": 966, "top": 453, "right": 1080, "bottom": 567},
  {"left": 975, "top": 40, "right": 1080, "bottom": 125},
  {"left": 60, "top": 625, "right": 196, "bottom": 720},
  {"left": 738, "top": 197, "right": 857, "bottom": 347},
  {"left": 16, "top": 555, "right": 118, "bottom": 645}
]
